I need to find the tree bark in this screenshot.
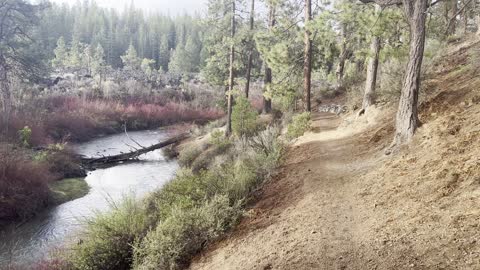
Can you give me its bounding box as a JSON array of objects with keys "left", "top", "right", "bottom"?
[
  {"left": 447, "top": 0, "right": 458, "bottom": 36},
  {"left": 81, "top": 133, "right": 190, "bottom": 168},
  {"left": 303, "top": 0, "right": 312, "bottom": 112},
  {"left": 391, "top": 0, "right": 428, "bottom": 147},
  {"left": 245, "top": 0, "right": 255, "bottom": 98},
  {"left": 0, "top": 65, "right": 11, "bottom": 136},
  {"left": 336, "top": 24, "right": 348, "bottom": 87},
  {"left": 476, "top": 0, "right": 480, "bottom": 34},
  {"left": 263, "top": 3, "right": 275, "bottom": 114},
  {"left": 226, "top": 0, "right": 236, "bottom": 137},
  {"left": 462, "top": 0, "right": 469, "bottom": 34},
  {"left": 361, "top": 5, "right": 382, "bottom": 112}
]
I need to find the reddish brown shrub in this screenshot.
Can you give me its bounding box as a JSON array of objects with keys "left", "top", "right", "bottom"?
[{"left": 0, "top": 146, "right": 53, "bottom": 220}]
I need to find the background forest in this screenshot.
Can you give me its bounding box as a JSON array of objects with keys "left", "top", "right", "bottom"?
[{"left": 1, "top": 0, "right": 480, "bottom": 269}]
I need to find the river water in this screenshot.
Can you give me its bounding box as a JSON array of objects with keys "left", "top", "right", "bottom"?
[{"left": 0, "top": 130, "right": 178, "bottom": 268}]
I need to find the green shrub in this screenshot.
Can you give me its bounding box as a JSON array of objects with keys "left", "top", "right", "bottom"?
[
  {"left": 177, "top": 146, "right": 202, "bottom": 168},
  {"left": 231, "top": 96, "right": 258, "bottom": 137},
  {"left": 287, "top": 112, "right": 311, "bottom": 140},
  {"left": 67, "top": 196, "right": 150, "bottom": 270},
  {"left": 190, "top": 147, "right": 218, "bottom": 173},
  {"left": 248, "top": 126, "right": 284, "bottom": 176},
  {"left": 18, "top": 126, "right": 32, "bottom": 147},
  {"left": 145, "top": 169, "right": 213, "bottom": 222},
  {"left": 209, "top": 130, "right": 231, "bottom": 149},
  {"left": 67, "top": 123, "right": 285, "bottom": 270},
  {"left": 133, "top": 195, "right": 242, "bottom": 270}
]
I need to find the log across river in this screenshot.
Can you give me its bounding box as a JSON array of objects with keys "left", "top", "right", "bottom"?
[
  {"left": 0, "top": 130, "right": 180, "bottom": 268},
  {"left": 80, "top": 133, "right": 190, "bottom": 167}
]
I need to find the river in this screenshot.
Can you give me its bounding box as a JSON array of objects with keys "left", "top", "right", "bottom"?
[{"left": 0, "top": 130, "right": 178, "bottom": 268}]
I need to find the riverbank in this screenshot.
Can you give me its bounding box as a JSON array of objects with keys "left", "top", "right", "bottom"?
[
  {"left": 0, "top": 129, "right": 181, "bottom": 268},
  {"left": 0, "top": 94, "right": 223, "bottom": 224},
  {"left": 49, "top": 178, "right": 90, "bottom": 205},
  {"left": 42, "top": 100, "right": 307, "bottom": 270}
]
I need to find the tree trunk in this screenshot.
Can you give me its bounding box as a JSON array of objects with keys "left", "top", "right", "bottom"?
[
  {"left": 391, "top": 0, "right": 428, "bottom": 147},
  {"left": 226, "top": 0, "right": 236, "bottom": 137},
  {"left": 263, "top": 3, "right": 276, "bottom": 114},
  {"left": 0, "top": 65, "right": 11, "bottom": 136},
  {"left": 362, "top": 5, "right": 382, "bottom": 112},
  {"left": 447, "top": 0, "right": 458, "bottom": 36},
  {"left": 476, "top": 0, "right": 480, "bottom": 34},
  {"left": 462, "top": 0, "right": 469, "bottom": 34},
  {"left": 245, "top": 0, "right": 255, "bottom": 98},
  {"left": 303, "top": 0, "right": 312, "bottom": 112},
  {"left": 336, "top": 24, "right": 348, "bottom": 87}
]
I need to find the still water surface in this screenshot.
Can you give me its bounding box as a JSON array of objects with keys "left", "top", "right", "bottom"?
[{"left": 0, "top": 130, "right": 178, "bottom": 267}]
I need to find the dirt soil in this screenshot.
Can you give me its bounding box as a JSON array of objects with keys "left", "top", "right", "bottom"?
[{"left": 189, "top": 37, "right": 480, "bottom": 270}]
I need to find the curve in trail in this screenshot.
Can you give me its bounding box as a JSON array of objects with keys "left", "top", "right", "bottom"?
[{"left": 190, "top": 112, "right": 385, "bottom": 270}]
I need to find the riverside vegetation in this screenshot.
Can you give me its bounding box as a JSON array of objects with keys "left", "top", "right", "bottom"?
[{"left": 55, "top": 100, "right": 311, "bottom": 270}]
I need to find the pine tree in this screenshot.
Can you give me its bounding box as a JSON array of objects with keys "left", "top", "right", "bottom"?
[
  {"left": 69, "top": 36, "right": 82, "bottom": 70},
  {"left": 158, "top": 35, "right": 170, "bottom": 72},
  {"left": 92, "top": 44, "right": 106, "bottom": 77},
  {"left": 52, "top": 36, "right": 68, "bottom": 69},
  {"left": 121, "top": 44, "right": 141, "bottom": 70}
]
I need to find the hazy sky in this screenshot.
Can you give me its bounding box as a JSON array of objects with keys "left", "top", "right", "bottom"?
[{"left": 51, "top": 0, "right": 208, "bottom": 15}]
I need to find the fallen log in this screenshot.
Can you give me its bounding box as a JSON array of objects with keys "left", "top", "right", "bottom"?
[{"left": 81, "top": 133, "right": 190, "bottom": 167}]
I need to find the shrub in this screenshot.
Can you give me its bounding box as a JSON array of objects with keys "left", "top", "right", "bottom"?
[
  {"left": 209, "top": 130, "right": 231, "bottom": 149},
  {"left": 67, "top": 196, "right": 150, "bottom": 270},
  {"left": 18, "top": 126, "right": 32, "bottom": 147},
  {"left": 287, "top": 112, "right": 311, "bottom": 140},
  {"left": 133, "top": 195, "right": 242, "bottom": 270},
  {"left": 66, "top": 123, "right": 284, "bottom": 270},
  {"left": 0, "top": 146, "right": 53, "bottom": 219},
  {"left": 247, "top": 126, "right": 284, "bottom": 177},
  {"left": 177, "top": 146, "right": 203, "bottom": 168},
  {"left": 231, "top": 96, "right": 258, "bottom": 137},
  {"left": 46, "top": 148, "right": 86, "bottom": 179}
]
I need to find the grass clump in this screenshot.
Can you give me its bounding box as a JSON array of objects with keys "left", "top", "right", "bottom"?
[
  {"left": 49, "top": 178, "right": 90, "bottom": 205},
  {"left": 67, "top": 196, "right": 150, "bottom": 270},
  {"left": 177, "top": 146, "right": 203, "bottom": 168},
  {"left": 287, "top": 112, "right": 311, "bottom": 140},
  {"left": 133, "top": 195, "right": 242, "bottom": 270}
]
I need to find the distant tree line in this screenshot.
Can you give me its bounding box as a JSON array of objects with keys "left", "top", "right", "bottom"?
[{"left": 39, "top": 1, "right": 204, "bottom": 74}]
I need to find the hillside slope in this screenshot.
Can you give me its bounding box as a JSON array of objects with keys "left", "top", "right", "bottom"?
[{"left": 189, "top": 37, "right": 480, "bottom": 270}]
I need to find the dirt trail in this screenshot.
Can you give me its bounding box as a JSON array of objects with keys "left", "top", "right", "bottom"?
[
  {"left": 189, "top": 38, "right": 480, "bottom": 270},
  {"left": 190, "top": 36, "right": 480, "bottom": 270},
  {"left": 190, "top": 112, "right": 388, "bottom": 270}
]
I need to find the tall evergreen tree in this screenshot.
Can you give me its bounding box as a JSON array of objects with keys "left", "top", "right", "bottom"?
[{"left": 52, "top": 36, "right": 68, "bottom": 69}]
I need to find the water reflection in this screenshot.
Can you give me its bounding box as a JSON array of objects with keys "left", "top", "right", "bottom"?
[{"left": 0, "top": 130, "right": 178, "bottom": 267}]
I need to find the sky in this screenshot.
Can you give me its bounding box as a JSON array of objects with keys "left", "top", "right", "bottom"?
[{"left": 50, "top": 0, "right": 208, "bottom": 15}]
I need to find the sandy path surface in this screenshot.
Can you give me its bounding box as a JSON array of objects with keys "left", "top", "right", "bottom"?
[{"left": 190, "top": 113, "right": 386, "bottom": 270}]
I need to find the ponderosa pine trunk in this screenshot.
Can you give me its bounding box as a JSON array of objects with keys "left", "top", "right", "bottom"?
[
  {"left": 303, "top": 0, "right": 312, "bottom": 112},
  {"left": 0, "top": 65, "right": 11, "bottom": 136},
  {"left": 362, "top": 5, "right": 382, "bottom": 111},
  {"left": 360, "top": 0, "right": 428, "bottom": 149},
  {"left": 462, "top": 0, "right": 469, "bottom": 34},
  {"left": 263, "top": 3, "right": 275, "bottom": 114},
  {"left": 226, "top": 0, "right": 236, "bottom": 137},
  {"left": 391, "top": 0, "right": 428, "bottom": 146},
  {"left": 336, "top": 24, "right": 348, "bottom": 87},
  {"left": 447, "top": 0, "right": 458, "bottom": 36},
  {"left": 245, "top": 0, "right": 255, "bottom": 99}
]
